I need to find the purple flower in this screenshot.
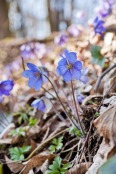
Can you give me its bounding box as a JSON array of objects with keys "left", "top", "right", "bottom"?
[
  {"left": 80, "top": 68, "right": 89, "bottom": 84},
  {"left": 0, "top": 80, "right": 14, "bottom": 96},
  {"left": 20, "top": 43, "right": 35, "bottom": 59},
  {"left": 95, "top": 2, "right": 112, "bottom": 18},
  {"left": 22, "top": 63, "right": 48, "bottom": 91},
  {"left": 20, "top": 42, "right": 46, "bottom": 59},
  {"left": 57, "top": 49, "right": 82, "bottom": 82},
  {"left": 93, "top": 17, "right": 105, "bottom": 35},
  {"left": 31, "top": 98, "right": 46, "bottom": 112},
  {"left": 76, "top": 94, "right": 84, "bottom": 103},
  {"left": 54, "top": 33, "right": 68, "bottom": 46},
  {"left": 67, "top": 24, "right": 80, "bottom": 37}
]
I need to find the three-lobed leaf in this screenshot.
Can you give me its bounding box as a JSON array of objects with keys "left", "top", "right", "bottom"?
[{"left": 91, "top": 45, "right": 105, "bottom": 67}]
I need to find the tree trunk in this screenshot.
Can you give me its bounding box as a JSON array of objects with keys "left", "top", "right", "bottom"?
[{"left": 0, "top": 0, "right": 11, "bottom": 39}]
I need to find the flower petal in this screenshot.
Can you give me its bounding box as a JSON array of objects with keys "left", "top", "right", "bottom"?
[
  {"left": 22, "top": 70, "right": 34, "bottom": 78},
  {"left": 63, "top": 70, "right": 72, "bottom": 82},
  {"left": 37, "top": 100, "right": 46, "bottom": 112},
  {"left": 65, "top": 51, "right": 77, "bottom": 64},
  {"left": 74, "top": 61, "right": 82, "bottom": 70},
  {"left": 28, "top": 77, "right": 38, "bottom": 88},
  {"left": 57, "top": 65, "right": 68, "bottom": 75},
  {"left": 27, "top": 63, "right": 40, "bottom": 72},
  {"left": 80, "top": 75, "right": 89, "bottom": 83},
  {"left": 58, "top": 58, "right": 67, "bottom": 66},
  {"left": 34, "top": 78, "right": 42, "bottom": 91},
  {"left": 71, "top": 68, "right": 81, "bottom": 80}
]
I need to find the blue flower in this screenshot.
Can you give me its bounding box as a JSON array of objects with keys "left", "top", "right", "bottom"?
[
  {"left": 0, "top": 80, "right": 14, "bottom": 96},
  {"left": 20, "top": 43, "right": 35, "bottom": 59},
  {"left": 31, "top": 98, "right": 46, "bottom": 112},
  {"left": 80, "top": 68, "right": 89, "bottom": 84},
  {"left": 22, "top": 63, "right": 48, "bottom": 91},
  {"left": 93, "top": 17, "right": 105, "bottom": 35},
  {"left": 54, "top": 33, "right": 68, "bottom": 46},
  {"left": 76, "top": 94, "right": 84, "bottom": 103},
  {"left": 57, "top": 49, "right": 82, "bottom": 82},
  {"left": 95, "top": 2, "right": 112, "bottom": 18}
]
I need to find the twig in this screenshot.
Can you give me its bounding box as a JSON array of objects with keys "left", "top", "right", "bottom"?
[
  {"left": 24, "top": 128, "right": 68, "bottom": 161},
  {"left": 94, "top": 64, "right": 116, "bottom": 92}
]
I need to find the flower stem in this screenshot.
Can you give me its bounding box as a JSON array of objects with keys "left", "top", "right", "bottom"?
[
  {"left": 21, "top": 57, "right": 25, "bottom": 71},
  {"left": 71, "top": 80, "right": 85, "bottom": 136},
  {"left": 43, "top": 75, "right": 80, "bottom": 129},
  {"left": 42, "top": 87, "right": 55, "bottom": 98}
]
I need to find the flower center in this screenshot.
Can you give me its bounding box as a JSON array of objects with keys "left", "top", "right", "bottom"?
[
  {"left": 67, "top": 64, "right": 73, "bottom": 69},
  {"left": 35, "top": 72, "right": 40, "bottom": 77}
]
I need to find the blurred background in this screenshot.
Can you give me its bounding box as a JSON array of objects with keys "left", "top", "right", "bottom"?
[{"left": 0, "top": 0, "right": 99, "bottom": 40}]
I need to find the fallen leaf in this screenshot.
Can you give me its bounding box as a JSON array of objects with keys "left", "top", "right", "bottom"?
[
  {"left": 5, "top": 156, "right": 24, "bottom": 173},
  {"left": 94, "top": 104, "right": 116, "bottom": 144},
  {"left": 20, "top": 153, "right": 56, "bottom": 174},
  {"left": 66, "top": 162, "right": 91, "bottom": 174}
]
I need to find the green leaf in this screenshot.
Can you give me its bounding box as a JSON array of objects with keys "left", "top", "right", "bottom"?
[
  {"left": 9, "top": 127, "right": 26, "bottom": 137},
  {"left": 49, "top": 137, "right": 63, "bottom": 153},
  {"left": 9, "top": 146, "right": 31, "bottom": 161},
  {"left": 20, "top": 146, "right": 31, "bottom": 153},
  {"left": 49, "top": 145, "right": 56, "bottom": 153},
  {"left": 91, "top": 45, "right": 105, "bottom": 67},
  {"left": 9, "top": 147, "right": 24, "bottom": 161},
  {"left": 28, "top": 117, "right": 37, "bottom": 127},
  {"left": 98, "top": 156, "right": 116, "bottom": 174},
  {"left": 68, "top": 126, "right": 82, "bottom": 137},
  {"left": 45, "top": 157, "right": 71, "bottom": 174}
]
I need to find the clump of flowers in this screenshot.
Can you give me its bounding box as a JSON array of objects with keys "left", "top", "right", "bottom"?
[
  {"left": 20, "top": 42, "right": 46, "bottom": 59},
  {"left": 0, "top": 80, "right": 14, "bottom": 96},
  {"left": 22, "top": 49, "right": 88, "bottom": 135},
  {"left": 95, "top": 2, "right": 112, "bottom": 18},
  {"left": 54, "top": 33, "right": 68, "bottom": 46},
  {"left": 93, "top": 17, "right": 105, "bottom": 35}
]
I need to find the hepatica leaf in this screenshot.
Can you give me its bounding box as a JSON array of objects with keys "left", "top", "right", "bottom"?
[
  {"left": 91, "top": 45, "right": 105, "bottom": 67},
  {"left": 98, "top": 156, "right": 116, "bottom": 174}
]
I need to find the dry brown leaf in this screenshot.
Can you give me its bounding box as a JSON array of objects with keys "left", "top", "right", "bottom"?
[
  {"left": 86, "top": 104, "right": 116, "bottom": 174},
  {"left": 5, "top": 156, "right": 24, "bottom": 173},
  {"left": 85, "top": 139, "right": 110, "bottom": 174},
  {"left": 20, "top": 153, "right": 56, "bottom": 174},
  {"left": 66, "top": 162, "right": 91, "bottom": 174},
  {"left": 94, "top": 104, "right": 116, "bottom": 143}
]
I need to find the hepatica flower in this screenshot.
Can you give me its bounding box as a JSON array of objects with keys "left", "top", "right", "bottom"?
[
  {"left": 57, "top": 49, "right": 82, "bottom": 82},
  {"left": 93, "top": 17, "right": 105, "bottom": 35},
  {"left": 76, "top": 94, "right": 84, "bottom": 103},
  {"left": 0, "top": 80, "right": 14, "bottom": 96},
  {"left": 67, "top": 24, "right": 80, "bottom": 37},
  {"left": 95, "top": 2, "right": 112, "bottom": 18},
  {"left": 54, "top": 33, "right": 68, "bottom": 46},
  {"left": 31, "top": 98, "right": 46, "bottom": 112},
  {"left": 20, "top": 43, "right": 34, "bottom": 59},
  {"left": 22, "top": 63, "right": 48, "bottom": 91}
]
